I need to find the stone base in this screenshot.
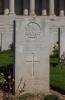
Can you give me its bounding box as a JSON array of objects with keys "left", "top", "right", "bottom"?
[
  {"left": 42, "top": 10, "right": 47, "bottom": 16},
  {"left": 4, "top": 9, "right": 9, "bottom": 15},
  {"left": 60, "top": 10, "right": 64, "bottom": 16},
  {"left": 9, "top": 13, "right": 15, "bottom": 16},
  {"left": 24, "top": 9, "right": 28, "bottom": 16},
  {"left": 30, "top": 11, "right": 36, "bottom": 16}
]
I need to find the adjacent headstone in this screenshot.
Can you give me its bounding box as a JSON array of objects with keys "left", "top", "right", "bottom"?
[
  {"left": 60, "top": 26, "right": 65, "bottom": 56},
  {"left": 15, "top": 17, "right": 50, "bottom": 94},
  {"left": 50, "top": 27, "right": 58, "bottom": 54},
  {"left": 2, "top": 32, "right": 13, "bottom": 50}
]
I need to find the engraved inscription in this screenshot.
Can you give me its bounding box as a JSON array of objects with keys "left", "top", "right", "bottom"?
[
  {"left": 25, "top": 22, "right": 41, "bottom": 39},
  {"left": 24, "top": 22, "right": 41, "bottom": 77}
]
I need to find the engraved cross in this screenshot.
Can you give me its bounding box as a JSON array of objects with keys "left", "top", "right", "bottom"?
[{"left": 26, "top": 53, "right": 40, "bottom": 76}]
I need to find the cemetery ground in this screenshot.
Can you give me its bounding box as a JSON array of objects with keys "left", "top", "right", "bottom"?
[{"left": 0, "top": 50, "right": 65, "bottom": 99}]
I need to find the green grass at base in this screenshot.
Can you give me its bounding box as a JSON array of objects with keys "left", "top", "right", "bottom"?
[
  {"left": 44, "top": 95, "right": 60, "bottom": 100},
  {"left": 50, "top": 65, "right": 65, "bottom": 94},
  {"left": 0, "top": 50, "right": 13, "bottom": 67},
  {"left": 19, "top": 93, "right": 34, "bottom": 100}
]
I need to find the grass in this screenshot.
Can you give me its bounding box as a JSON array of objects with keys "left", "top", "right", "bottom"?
[
  {"left": 0, "top": 50, "right": 13, "bottom": 67},
  {"left": 19, "top": 93, "right": 34, "bottom": 100},
  {"left": 50, "top": 65, "right": 65, "bottom": 94},
  {"left": 0, "top": 50, "right": 13, "bottom": 79},
  {"left": 44, "top": 95, "right": 60, "bottom": 100}
]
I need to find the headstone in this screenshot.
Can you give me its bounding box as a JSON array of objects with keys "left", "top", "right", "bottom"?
[
  {"left": 60, "top": 26, "right": 65, "bottom": 56},
  {"left": 15, "top": 17, "right": 50, "bottom": 94},
  {"left": 0, "top": 33, "right": 1, "bottom": 50},
  {"left": 0, "top": 32, "right": 3, "bottom": 51},
  {"left": 50, "top": 27, "right": 58, "bottom": 54},
  {"left": 49, "top": 19, "right": 59, "bottom": 55},
  {"left": 2, "top": 32, "right": 13, "bottom": 51}
]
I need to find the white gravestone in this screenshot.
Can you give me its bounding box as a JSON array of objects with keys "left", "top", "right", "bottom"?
[
  {"left": 2, "top": 32, "right": 13, "bottom": 51},
  {"left": 15, "top": 17, "right": 50, "bottom": 94},
  {"left": 0, "top": 33, "right": 1, "bottom": 50},
  {"left": 60, "top": 27, "right": 65, "bottom": 56},
  {"left": 50, "top": 27, "right": 58, "bottom": 55}
]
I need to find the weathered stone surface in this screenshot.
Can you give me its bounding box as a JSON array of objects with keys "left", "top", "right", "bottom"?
[
  {"left": 1, "top": 32, "right": 13, "bottom": 50},
  {"left": 15, "top": 17, "right": 50, "bottom": 94},
  {"left": 60, "top": 26, "right": 65, "bottom": 56}
]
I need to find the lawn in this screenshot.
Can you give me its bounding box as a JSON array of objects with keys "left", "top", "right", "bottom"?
[
  {"left": 0, "top": 50, "right": 65, "bottom": 94},
  {"left": 0, "top": 50, "right": 13, "bottom": 77},
  {"left": 0, "top": 50, "right": 13, "bottom": 67},
  {"left": 50, "top": 65, "right": 65, "bottom": 94}
]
